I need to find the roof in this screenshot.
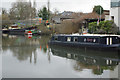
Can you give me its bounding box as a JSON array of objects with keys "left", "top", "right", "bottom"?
[
  {"left": 52, "top": 11, "right": 75, "bottom": 20},
  {"left": 61, "top": 11, "right": 74, "bottom": 16},
  {"left": 104, "top": 10, "right": 110, "bottom": 12},
  {"left": 73, "top": 12, "right": 105, "bottom": 23},
  {"left": 103, "top": 10, "right": 110, "bottom": 15}
]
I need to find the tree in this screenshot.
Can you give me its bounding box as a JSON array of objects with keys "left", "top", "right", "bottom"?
[
  {"left": 9, "top": 0, "right": 36, "bottom": 20},
  {"left": 88, "top": 20, "right": 117, "bottom": 34},
  {"left": 88, "top": 22, "right": 98, "bottom": 33},
  {"left": 2, "top": 8, "right": 7, "bottom": 14},
  {"left": 1, "top": 8, "right": 10, "bottom": 28},
  {"left": 99, "top": 20, "right": 113, "bottom": 33},
  {"left": 93, "top": 5, "right": 104, "bottom": 15},
  {"left": 38, "top": 7, "right": 50, "bottom": 20}
]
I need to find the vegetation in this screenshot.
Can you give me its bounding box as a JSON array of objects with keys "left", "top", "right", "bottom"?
[
  {"left": 0, "top": 8, "right": 11, "bottom": 28},
  {"left": 1, "top": 2, "right": 119, "bottom": 35},
  {"left": 1, "top": 1, "right": 37, "bottom": 28},
  {"left": 93, "top": 5, "right": 104, "bottom": 15},
  {"left": 38, "top": 7, "right": 50, "bottom": 20},
  {"left": 88, "top": 22, "right": 98, "bottom": 34},
  {"left": 54, "top": 20, "right": 79, "bottom": 34},
  {"left": 9, "top": 0, "right": 36, "bottom": 20},
  {"left": 88, "top": 20, "right": 118, "bottom": 34},
  {"left": 36, "top": 24, "right": 52, "bottom": 34}
]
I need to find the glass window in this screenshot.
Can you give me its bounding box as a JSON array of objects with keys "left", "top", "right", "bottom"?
[
  {"left": 111, "top": 1, "right": 120, "bottom": 7},
  {"left": 111, "top": 0, "right": 120, "bottom": 2},
  {"left": 74, "top": 37, "right": 78, "bottom": 42},
  {"left": 111, "top": 16, "right": 114, "bottom": 21},
  {"left": 84, "top": 38, "right": 86, "bottom": 42},
  {"left": 93, "top": 39, "right": 96, "bottom": 42},
  {"left": 67, "top": 37, "right": 71, "bottom": 42},
  {"left": 54, "top": 37, "right": 58, "bottom": 41}
]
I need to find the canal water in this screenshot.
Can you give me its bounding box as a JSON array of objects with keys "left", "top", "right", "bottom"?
[{"left": 2, "top": 34, "right": 120, "bottom": 78}]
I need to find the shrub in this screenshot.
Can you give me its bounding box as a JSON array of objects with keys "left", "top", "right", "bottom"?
[
  {"left": 88, "top": 20, "right": 118, "bottom": 34},
  {"left": 55, "top": 20, "right": 79, "bottom": 34}
]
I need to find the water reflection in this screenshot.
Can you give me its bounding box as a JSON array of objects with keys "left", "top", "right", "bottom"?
[
  {"left": 2, "top": 34, "right": 120, "bottom": 78},
  {"left": 50, "top": 45, "right": 120, "bottom": 75},
  {"left": 2, "top": 34, "right": 51, "bottom": 64}
]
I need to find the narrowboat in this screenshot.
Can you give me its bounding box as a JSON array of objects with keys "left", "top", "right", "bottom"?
[
  {"left": 49, "top": 34, "right": 120, "bottom": 50},
  {"left": 8, "top": 29, "right": 25, "bottom": 35}
]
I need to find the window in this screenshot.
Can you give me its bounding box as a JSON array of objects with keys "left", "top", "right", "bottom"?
[
  {"left": 111, "top": 0, "right": 120, "bottom": 7},
  {"left": 93, "top": 39, "right": 96, "bottom": 42},
  {"left": 54, "top": 37, "right": 58, "bottom": 41},
  {"left": 84, "top": 38, "right": 86, "bottom": 42},
  {"left": 67, "top": 37, "right": 71, "bottom": 42},
  {"left": 74, "top": 37, "right": 78, "bottom": 42},
  {"left": 111, "top": 16, "right": 114, "bottom": 22}
]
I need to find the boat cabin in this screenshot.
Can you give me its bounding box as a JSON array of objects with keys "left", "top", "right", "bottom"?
[{"left": 51, "top": 34, "right": 120, "bottom": 45}]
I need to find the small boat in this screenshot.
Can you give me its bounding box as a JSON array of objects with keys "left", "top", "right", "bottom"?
[
  {"left": 2, "top": 26, "right": 38, "bottom": 35},
  {"left": 2, "top": 29, "right": 25, "bottom": 35},
  {"left": 49, "top": 34, "right": 120, "bottom": 50}
]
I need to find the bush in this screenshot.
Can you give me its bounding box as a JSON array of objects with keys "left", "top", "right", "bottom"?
[
  {"left": 88, "top": 20, "right": 118, "bottom": 34},
  {"left": 54, "top": 20, "right": 79, "bottom": 34},
  {"left": 88, "top": 22, "right": 98, "bottom": 33}
]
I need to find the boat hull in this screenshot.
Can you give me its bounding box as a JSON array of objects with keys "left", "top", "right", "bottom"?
[
  {"left": 49, "top": 41, "right": 120, "bottom": 51},
  {"left": 2, "top": 29, "right": 25, "bottom": 35}
]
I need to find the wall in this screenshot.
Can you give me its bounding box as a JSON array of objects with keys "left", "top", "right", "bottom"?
[
  {"left": 118, "top": 7, "right": 120, "bottom": 31},
  {"left": 105, "top": 15, "right": 110, "bottom": 21},
  {"left": 110, "top": 7, "right": 120, "bottom": 31}
]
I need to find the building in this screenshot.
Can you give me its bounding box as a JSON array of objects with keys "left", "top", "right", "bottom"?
[
  {"left": 75, "top": 12, "right": 105, "bottom": 28},
  {"left": 104, "top": 10, "right": 110, "bottom": 21},
  {"left": 52, "top": 11, "right": 74, "bottom": 24},
  {"left": 110, "top": 0, "right": 120, "bottom": 31}
]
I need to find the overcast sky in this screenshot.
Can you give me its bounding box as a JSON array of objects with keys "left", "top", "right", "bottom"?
[{"left": 1, "top": 0, "right": 110, "bottom": 13}]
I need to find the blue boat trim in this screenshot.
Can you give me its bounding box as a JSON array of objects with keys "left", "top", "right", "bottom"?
[{"left": 49, "top": 34, "right": 120, "bottom": 50}]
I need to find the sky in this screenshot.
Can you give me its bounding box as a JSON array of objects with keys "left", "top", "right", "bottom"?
[{"left": 0, "top": 0, "right": 110, "bottom": 13}]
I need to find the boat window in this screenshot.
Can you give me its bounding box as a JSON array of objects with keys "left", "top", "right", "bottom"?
[
  {"left": 67, "top": 37, "right": 71, "bottom": 42},
  {"left": 84, "top": 38, "right": 86, "bottom": 42},
  {"left": 74, "top": 37, "right": 78, "bottom": 42},
  {"left": 93, "top": 39, "right": 96, "bottom": 42},
  {"left": 54, "top": 37, "right": 58, "bottom": 41}
]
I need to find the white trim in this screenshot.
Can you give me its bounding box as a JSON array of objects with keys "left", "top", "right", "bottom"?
[
  {"left": 110, "top": 37, "right": 112, "bottom": 45},
  {"left": 107, "top": 38, "right": 109, "bottom": 45}
]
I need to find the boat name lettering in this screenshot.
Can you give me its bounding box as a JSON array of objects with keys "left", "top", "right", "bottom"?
[{"left": 87, "top": 38, "right": 93, "bottom": 42}]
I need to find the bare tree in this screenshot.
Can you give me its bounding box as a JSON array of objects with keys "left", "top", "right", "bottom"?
[
  {"left": 9, "top": 0, "right": 36, "bottom": 20},
  {"left": 1, "top": 8, "right": 10, "bottom": 28}
]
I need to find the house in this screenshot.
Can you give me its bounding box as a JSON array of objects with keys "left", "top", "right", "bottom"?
[
  {"left": 104, "top": 10, "right": 110, "bottom": 21},
  {"left": 74, "top": 12, "right": 105, "bottom": 28},
  {"left": 52, "top": 11, "right": 74, "bottom": 24},
  {"left": 110, "top": 0, "right": 120, "bottom": 31},
  {"left": 61, "top": 11, "right": 74, "bottom": 16}
]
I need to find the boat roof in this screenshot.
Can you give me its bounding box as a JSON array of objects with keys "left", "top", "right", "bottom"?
[{"left": 54, "top": 34, "right": 120, "bottom": 37}]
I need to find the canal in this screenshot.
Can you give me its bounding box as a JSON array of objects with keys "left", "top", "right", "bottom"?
[{"left": 2, "top": 34, "right": 120, "bottom": 78}]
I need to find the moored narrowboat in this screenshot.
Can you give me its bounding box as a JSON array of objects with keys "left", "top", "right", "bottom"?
[{"left": 49, "top": 34, "right": 120, "bottom": 50}]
